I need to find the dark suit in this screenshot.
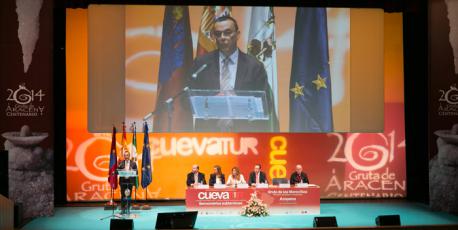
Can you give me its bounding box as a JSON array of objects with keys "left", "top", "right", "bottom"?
[
  {"left": 248, "top": 171, "right": 268, "bottom": 186},
  {"left": 209, "top": 173, "right": 226, "bottom": 186},
  {"left": 289, "top": 171, "right": 309, "bottom": 184},
  {"left": 117, "top": 160, "right": 137, "bottom": 211},
  {"left": 186, "top": 172, "right": 206, "bottom": 186},
  {"left": 189, "top": 50, "right": 278, "bottom": 132}
]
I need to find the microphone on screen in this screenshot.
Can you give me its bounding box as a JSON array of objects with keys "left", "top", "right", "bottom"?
[{"left": 191, "top": 64, "right": 208, "bottom": 79}]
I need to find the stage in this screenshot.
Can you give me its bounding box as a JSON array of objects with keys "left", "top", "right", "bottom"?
[{"left": 22, "top": 200, "right": 458, "bottom": 229}]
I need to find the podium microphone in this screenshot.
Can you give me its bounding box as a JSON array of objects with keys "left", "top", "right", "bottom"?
[
  {"left": 191, "top": 64, "right": 208, "bottom": 79},
  {"left": 143, "top": 112, "right": 153, "bottom": 121}
]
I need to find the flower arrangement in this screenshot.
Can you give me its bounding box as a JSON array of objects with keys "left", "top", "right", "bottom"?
[{"left": 241, "top": 192, "right": 269, "bottom": 217}]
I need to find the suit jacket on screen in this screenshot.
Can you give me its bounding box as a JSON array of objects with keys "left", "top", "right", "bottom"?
[{"left": 189, "top": 50, "right": 277, "bottom": 132}]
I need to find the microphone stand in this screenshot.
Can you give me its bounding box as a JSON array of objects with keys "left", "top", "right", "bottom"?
[
  {"left": 100, "top": 175, "right": 118, "bottom": 220},
  {"left": 142, "top": 184, "right": 151, "bottom": 210}
]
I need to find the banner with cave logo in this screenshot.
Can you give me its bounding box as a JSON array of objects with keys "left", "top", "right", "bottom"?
[
  {"left": 65, "top": 102, "right": 405, "bottom": 201},
  {"left": 0, "top": 0, "right": 54, "bottom": 221},
  {"left": 428, "top": 0, "right": 458, "bottom": 213},
  {"left": 5, "top": 84, "right": 46, "bottom": 117}
]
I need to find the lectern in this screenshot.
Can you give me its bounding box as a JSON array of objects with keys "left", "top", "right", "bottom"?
[
  {"left": 188, "top": 89, "right": 270, "bottom": 132},
  {"left": 118, "top": 170, "right": 137, "bottom": 215}
]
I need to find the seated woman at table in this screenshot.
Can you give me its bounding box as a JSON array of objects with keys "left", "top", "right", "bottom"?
[
  {"left": 226, "top": 166, "right": 246, "bottom": 187},
  {"left": 209, "top": 165, "right": 226, "bottom": 186}
]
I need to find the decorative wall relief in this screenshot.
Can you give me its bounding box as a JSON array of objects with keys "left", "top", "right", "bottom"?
[
  {"left": 430, "top": 124, "right": 458, "bottom": 214},
  {"left": 445, "top": 0, "right": 458, "bottom": 74},
  {"left": 15, "top": 0, "right": 43, "bottom": 73},
  {"left": 2, "top": 125, "right": 53, "bottom": 220}
]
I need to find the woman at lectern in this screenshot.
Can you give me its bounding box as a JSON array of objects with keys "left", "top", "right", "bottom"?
[
  {"left": 209, "top": 165, "right": 226, "bottom": 186},
  {"left": 226, "top": 166, "right": 246, "bottom": 187}
]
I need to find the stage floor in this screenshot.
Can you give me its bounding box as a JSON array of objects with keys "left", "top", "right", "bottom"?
[{"left": 22, "top": 201, "right": 458, "bottom": 229}]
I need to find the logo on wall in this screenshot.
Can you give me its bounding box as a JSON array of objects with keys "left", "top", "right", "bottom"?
[
  {"left": 438, "top": 84, "right": 458, "bottom": 116},
  {"left": 5, "top": 84, "right": 45, "bottom": 117},
  {"left": 324, "top": 132, "right": 406, "bottom": 198}
]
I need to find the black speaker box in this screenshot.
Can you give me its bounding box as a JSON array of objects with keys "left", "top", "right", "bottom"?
[
  {"left": 14, "top": 203, "right": 23, "bottom": 228},
  {"left": 0, "top": 150, "right": 8, "bottom": 197},
  {"left": 313, "top": 216, "right": 338, "bottom": 227},
  {"left": 155, "top": 211, "right": 198, "bottom": 229},
  {"left": 376, "top": 214, "right": 401, "bottom": 226},
  {"left": 110, "top": 218, "right": 133, "bottom": 230}
]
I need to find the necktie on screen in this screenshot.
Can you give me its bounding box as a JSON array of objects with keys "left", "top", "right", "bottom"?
[
  {"left": 256, "top": 173, "right": 260, "bottom": 184},
  {"left": 220, "top": 57, "right": 232, "bottom": 90},
  {"left": 218, "top": 57, "right": 234, "bottom": 131}
]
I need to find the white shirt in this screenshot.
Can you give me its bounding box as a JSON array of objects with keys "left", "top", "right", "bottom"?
[
  {"left": 226, "top": 174, "right": 246, "bottom": 186},
  {"left": 124, "top": 160, "right": 130, "bottom": 170},
  {"left": 215, "top": 177, "right": 222, "bottom": 185},
  {"left": 219, "top": 49, "right": 239, "bottom": 90},
  {"left": 194, "top": 173, "right": 199, "bottom": 184}
]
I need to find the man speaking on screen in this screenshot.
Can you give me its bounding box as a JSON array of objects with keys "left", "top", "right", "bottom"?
[{"left": 189, "top": 15, "right": 277, "bottom": 132}]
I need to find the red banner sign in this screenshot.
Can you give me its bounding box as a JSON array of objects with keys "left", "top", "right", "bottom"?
[{"left": 185, "top": 186, "right": 320, "bottom": 215}]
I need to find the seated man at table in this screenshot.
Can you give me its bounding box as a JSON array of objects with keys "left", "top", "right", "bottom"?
[
  {"left": 248, "top": 164, "right": 268, "bottom": 186},
  {"left": 289, "top": 164, "right": 309, "bottom": 185},
  {"left": 209, "top": 165, "right": 226, "bottom": 186},
  {"left": 226, "top": 166, "right": 246, "bottom": 187},
  {"left": 186, "top": 164, "right": 207, "bottom": 187},
  {"left": 118, "top": 148, "right": 137, "bottom": 211}
]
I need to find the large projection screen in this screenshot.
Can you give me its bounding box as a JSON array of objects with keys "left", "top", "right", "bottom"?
[
  {"left": 66, "top": 6, "right": 404, "bottom": 201},
  {"left": 86, "top": 5, "right": 384, "bottom": 133}
]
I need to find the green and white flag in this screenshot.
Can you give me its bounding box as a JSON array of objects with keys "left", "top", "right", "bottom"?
[
  {"left": 248, "top": 6, "right": 278, "bottom": 116},
  {"left": 130, "top": 122, "right": 139, "bottom": 188}
]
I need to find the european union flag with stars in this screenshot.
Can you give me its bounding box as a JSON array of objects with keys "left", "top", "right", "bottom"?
[
  {"left": 289, "top": 7, "right": 333, "bottom": 132},
  {"left": 141, "top": 122, "right": 152, "bottom": 189}
]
